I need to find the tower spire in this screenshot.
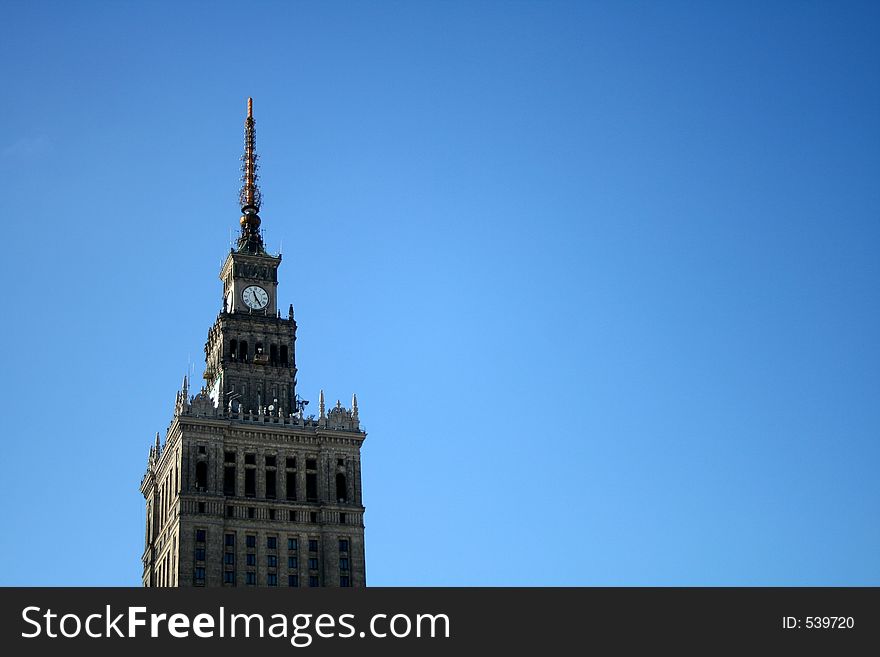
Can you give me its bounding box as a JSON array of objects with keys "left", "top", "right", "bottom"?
[{"left": 238, "top": 97, "right": 265, "bottom": 253}]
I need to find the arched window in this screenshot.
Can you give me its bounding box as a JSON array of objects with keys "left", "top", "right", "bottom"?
[
  {"left": 270, "top": 344, "right": 278, "bottom": 365},
  {"left": 230, "top": 339, "right": 238, "bottom": 360},
  {"left": 196, "top": 461, "right": 207, "bottom": 491},
  {"left": 336, "top": 473, "right": 348, "bottom": 503},
  {"left": 239, "top": 341, "right": 248, "bottom": 361}
]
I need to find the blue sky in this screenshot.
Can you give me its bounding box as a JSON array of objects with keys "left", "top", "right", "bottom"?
[{"left": 0, "top": 0, "right": 878, "bottom": 585}]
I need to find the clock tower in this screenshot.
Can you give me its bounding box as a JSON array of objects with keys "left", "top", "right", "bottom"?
[{"left": 140, "top": 99, "right": 368, "bottom": 588}]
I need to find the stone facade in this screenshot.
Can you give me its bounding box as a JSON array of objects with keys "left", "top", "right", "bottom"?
[{"left": 140, "top": 100, "right": 367, "bottom": 588}]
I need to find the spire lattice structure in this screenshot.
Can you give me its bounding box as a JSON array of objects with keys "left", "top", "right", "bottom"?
[{"left": 238, "top": 97, "right": 265, "bottom": 254}]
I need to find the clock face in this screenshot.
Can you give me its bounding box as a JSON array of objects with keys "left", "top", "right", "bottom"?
[{"left": 242, "top": 285, "right": 269, "bottom": 310}]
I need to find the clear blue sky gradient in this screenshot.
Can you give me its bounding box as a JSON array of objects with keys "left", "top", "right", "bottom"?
[{"left": 1, "top": 1, "right": 878, "bottom": 585}]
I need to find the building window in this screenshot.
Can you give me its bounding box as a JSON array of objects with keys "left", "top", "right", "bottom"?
[
  {"left": 268, "top": 555, "right": 277, "bottom": 568},
  {"left": 335, "top": 473, "right": 348, "bottom": 502},
  {"left": 310, "top": 512, "right": 318, "bottom": 523},
  {"left": 225, "top": 553, "right": 235, "bottom": 565},
  {"left": 196, "top": 461, "right": 208, "bottom": 490},
  {"left": 224, "top": 466, "right": 236, "bottom": 496},
  {"left": 196, "top": 529, "right": 206, "bottom": 543},
  {"left": 340, "top": 513, "right": 346, "bottom": 524},
  {"left": 340, "top": 576, "right": 350, "bottom": 587},
  {"left": 269, "top": 509, "right": 276, "bottom": 520},
  {"left": 246, "top": 572, "right": 256, "bottom": 586},
  {"left": 245, "top": 469, "right": 256, "bottom": 497},
  {"left": 309, "top": 576, "right": 319, "bottom": 587},
  {"left": 246, "top": 535, "right": 256, "bottom": 548},
  {"left": 288, "top": 574, "right": 298, "bottom": 587},
  {"left": 223, "top": 571, "right": 235, "bottom": 585},
  {"left": 224, "top": 451, "right": 236, "bottom": 463},
  {"left": 268, "top": 573, "right": 278, "bottom": 586},
  {"left": 286, "top": 457, "right": 296, "bottom": 468},
  {"left": 226, "top": 505, "right": 234, "bottom": 518},
  {"left": 308, "top": 558, "right": 319, "bottom": 570},
  {"left": 194, "top": 567, "right": 205, "bottom": 583},
  {"left": 309, "top": 539, "right": 318, "bottom": 552},
  {"left": 288, "top": 556, "right": 297, "bottom": 569},
  {"left": 266, "top": 470, "right": 276, "bottom": 498},
  {"left": 286, "top": 472, "right": 296, "bottom": 500},
  {"left": 225, "top": 534, "right": 235, "bottom": 547},
  {"left": 288, "top": 510, "right": 296, "bottom": 521},
  {"left": 198, "top": 502, "right": 206, "bottom": 513},
  {"left": 245, "top": 453, "right": 256, "bottom": 465},
  {"left": 267, "top": 537, "right": 277, "bottom": 550},
  {"left": 246, "top": 554, "right": 256, "bottom": 566},
  {"left": 339, "top": 558, "right": 349, "bottom": 571},
  {"left": 288, "top": 538, "right": 298, "bottom": 551},
  {"left": 247, "top": 507, "right": 255, "bottom": 519},
  {"left": 339, "top": 539, "right": 349, "bottom": 553},
  {"left": 195, "top": 548, "right": 205, "bottom": 562},
  {"left": 266, "top": 455, "right": 276, "bottom": 467},
  {"left": 198, "top": 445, "right": 207, "bottom": 454}
]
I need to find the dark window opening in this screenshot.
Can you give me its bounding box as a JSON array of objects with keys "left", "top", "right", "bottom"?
[
  {"left": 340, "top": 558, "right": 349, "bottom": 571},
  {"left": 266, "top": 470, "right": 276, "bottom": 498},
  {"left": 308, "top": 558, "right": 319, "bottom": 570},
  {"left": 286, "top": 472, "right": 296, "bottom": 500},
  {"left": 245, "top": 453, "right": 256, "bottom": 465},
  {"left": 226, "top": 505, "right": 234, "bottom": 518},
  {"left": 308, "top": 539, "right": 318, "bottom": 552},
  {"left": 267, "top": 536, "right": 277, "bottom": 550},
  {"left": 288, "top": 556, "right": 297, "bottom": 568},
  {"left": 246, "top": 572, "right": 256, "bottom": 586},
  {"left": 230, "top": 339, "right": 237, "bottom": 360},
  {"left": 224, "top": 451, "right": 236, "bottom": 464},
  {"left": 336, "top": 473, "right": 348, "bottom": 502},
  {"left": 225, "top": 553, "right": 235, "bottom": 565},
  {"left": 225, "top": 534, "right": 235, "bottom": 547},
  {"left": 286, "top": 457, "right": 296, "bottom": 469},
  {"left": 195, "top": 547, "right": 205, "bottom": 561},
  {"left": 266, "top": 455, "right": 276, "bottom": 467},
  {"left": 310, "top": 511, "right": 318, "bottom": 523},
  {"left": 288, "top": 510, "right": 296, "bottom": 521},
  {"left": 245, "top": 469, "right": 256, "bottom": 497},
  {"left": 198, "top": 445, "right": 207, "bottom": 454},
  {"left": 340, "top": 575, "right": 350, "bottom": 587},
  {"left": 194, "top": 567, "right": 205, "bottom": 583},
  {"left": 306, "top": 473, "right": 317, "bottom": 502},
  {"left": 224, "top": 466, "right": 236, "bottom": 496},
  {"left": 309, "top": 576, "right": 319, "bottom": 587},
  {"left": 268, "top": 555, "right": 277, "bottom": 568},
  {"left": 196, "top": 529, "right": 206, "bottom": 543},
  {"left": 270, "top": 344, "right": 278, "bottom": 365},
  {"left": 339, "top": 539, "right": 349, "bottom": 553},
  {"left": 239, "top": 341, "right": 248, "bottom": 362},
  {"left": 306, "top": 459, "right": 317, "bottom": 470},
  {"left": 288, "top": 575, "right": 298, "bottom": 587},
  {"left": 268, "top": 573, "right": 278, "bottom": 586},
  {"left": 247, "top": 507, "right": 255, "bottom": 519},
  {"left": 246, "top": 554, "right": 256, "bottom": 566},
  {"left": 224, "top": 571, "right": 235, "bottom": 585},
  {"left": 246, "top": 535, "right": 256, "bottom": 548},
  {"left": 269, "top": 508, "right": 275, "bottom": 520},
  {"left": 340, "top": 513, "right": 346, "bottom": 524},
  {"left": 195, "top": 461, "right": 208, "bottom": 491},
  {"left": 280, "top": 345, "right": 288, "bottom": 365},
  {"left": 198, "top": 501, "right": 206, "bottom": 513},
  {"left": 288, "top": 538, "right": 298, "bottom": 551}
]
